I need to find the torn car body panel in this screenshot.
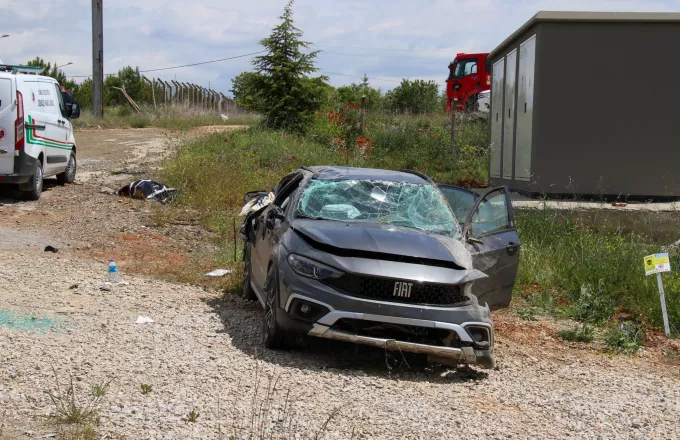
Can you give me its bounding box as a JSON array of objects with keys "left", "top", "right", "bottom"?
[{"left": 240, "top": 166, "right": 521, "bottom": 368}]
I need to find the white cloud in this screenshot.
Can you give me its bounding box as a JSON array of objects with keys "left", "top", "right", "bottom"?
[{"left": 0, "top": 0, "right": 679, "bottom": 95}]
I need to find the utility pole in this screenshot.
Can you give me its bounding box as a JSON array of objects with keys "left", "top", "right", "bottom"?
[{"left": 91, "top": 0, "right": 104, "bottom": 117}]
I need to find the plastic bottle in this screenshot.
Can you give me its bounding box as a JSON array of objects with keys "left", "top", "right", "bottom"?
[{"left": 108, "top": 259, "right": 118, "bottom": 284}]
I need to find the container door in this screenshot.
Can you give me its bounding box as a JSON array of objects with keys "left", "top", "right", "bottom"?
[
  {"left": 502, "top": 49, "right": 517, "bottom": 180},
  {"left": 489, "top": 59, "right": 505, "bottom": 179},
  {"left": 515, "top": 35, "right": 536, "bottom": 181},
  {"left": 0, "top": 77, "right": 14, "bottom": 174}
]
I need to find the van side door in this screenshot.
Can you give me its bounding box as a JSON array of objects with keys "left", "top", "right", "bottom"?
[
  {"left": 0, "top": 76, "right": 14, "bottom": 174},
  {"left": 23, "top": 80, "right": 70, "bottom": 175}
]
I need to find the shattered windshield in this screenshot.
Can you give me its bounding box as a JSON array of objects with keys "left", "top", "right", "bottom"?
[{"left": 296, "top": 179, "right": 460, "bottom": 236}]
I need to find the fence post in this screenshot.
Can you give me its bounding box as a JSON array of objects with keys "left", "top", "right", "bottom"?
[
  {"left": 167, "top": 80, "right": 175, "bottom": 103},
  {"left": 450, "top": 98, "right": 457, "bottom": 153},
  {"left": 360, "top": 95, "right": 367, "bottom": 134},
  {"left": 159, "top": 80, "right": 166, "bottom": 105},
  {"left": 220, "top": 93, "right": 228, "bottom": 113},
  {"left": 142, "top": 76, "right": 156, "bottom": 110},
  {"left": 171, "top": 80, "right": 180, "bottom": 103},
  {"left": 151, "top": 78, "right": 157, "bottom": 109}
]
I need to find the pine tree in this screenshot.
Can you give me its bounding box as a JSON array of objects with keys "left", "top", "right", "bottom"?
[
  {"left": 249, "top": 0, "right": 327, "bottom": 131},
  {"left": 26, "top": 57, "right": 68, "bottom": 84},
  {"left": 361, "top": 74, "right": 370, "bottom": 90}
]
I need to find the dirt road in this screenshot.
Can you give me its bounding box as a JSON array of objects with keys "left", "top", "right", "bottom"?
[{"left": 1, "top": 128, "right": 679, "bottom": 439}]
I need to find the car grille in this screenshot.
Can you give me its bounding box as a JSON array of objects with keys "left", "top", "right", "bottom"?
[{"left": 323, "top": 274, "right": 469, "bottom": 307}]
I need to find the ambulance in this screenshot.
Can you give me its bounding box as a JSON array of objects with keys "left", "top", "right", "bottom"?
[{"left": 0, "top": 64, "right": 80, "bottom": 200}]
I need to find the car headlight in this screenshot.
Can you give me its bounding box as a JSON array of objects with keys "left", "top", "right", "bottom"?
[{"left": 288, "top": 254, "right": 343, "bottom": 280}]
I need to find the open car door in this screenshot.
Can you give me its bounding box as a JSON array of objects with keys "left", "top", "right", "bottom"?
[{"left": 439, "top": 185, "right": 520, "bottom": 309}]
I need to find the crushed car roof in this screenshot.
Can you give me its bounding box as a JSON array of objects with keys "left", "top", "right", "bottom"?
[{"left": 305, "top": 166, "right": 429, "bottom": 184}]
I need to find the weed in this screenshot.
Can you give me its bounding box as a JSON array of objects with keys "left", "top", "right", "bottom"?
[
  {"left": 603, "top": 324, "right": 644, "bottom": 354},
  {"left": 188, "top": 408, "right": 200, "bottom": 423},
  {"left": 45, "top": 369, "right": 109, "bottom": 426},
  {"left": 557, "top": 325, "right": 595, "bottom": 343},
  {"left": 140, "top": 383, "right": 153, "bottom": 395},
  {"left": 59, "top": 425, "right": 98, "bottom": 440},
  {"left": 516, "top": 307, "right": 539, "bottom": 321},
  {"left": 572, "top": 282, "right": 615, "bottom": 324},
  {"left": 90, "top": 381, "right": 109, "bottom": 398}
]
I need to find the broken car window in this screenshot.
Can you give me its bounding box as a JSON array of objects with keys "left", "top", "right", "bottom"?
[
  {"left": 471, "top": 190, "right": 510, "bottom": 237},
  {"left": 296, "top": 179, "right": 460, "bottom": 237}
]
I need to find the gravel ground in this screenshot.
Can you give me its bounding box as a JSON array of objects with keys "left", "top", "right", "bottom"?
[{"left": 1, "top": 128, "right": 679, "bottom": 439}]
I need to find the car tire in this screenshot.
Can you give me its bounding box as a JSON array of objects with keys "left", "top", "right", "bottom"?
[
  {"left": 242, "top": 244, "right": 257, "bottom": 301},
  {"left": 465, "top": 94, "right": 479, "bottom": 113},
  {"left": 22, "top": 159, "right": 43, "bottom": 201},
  {"left": 56, "top": 153, "right": 77, "bottom": 185},
  {"left": 262, "top": 265, "right": 286, "bottom": 349}
]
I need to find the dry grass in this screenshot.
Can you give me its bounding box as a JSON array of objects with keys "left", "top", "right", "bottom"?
[{"left": 73, "top": 104, "right": 260, "bottom": 131}]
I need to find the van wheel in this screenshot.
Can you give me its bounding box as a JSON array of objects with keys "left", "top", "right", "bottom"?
[
  {"left": 22, "top": 160, "right": 43, "bottom": 201},
  {"left": 56, "top": 153, "right": 76, "bottom": 185}
]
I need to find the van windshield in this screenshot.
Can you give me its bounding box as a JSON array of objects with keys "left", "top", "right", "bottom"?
[{"left": 296, "top": 179, "right": 460, "bottom": 237}]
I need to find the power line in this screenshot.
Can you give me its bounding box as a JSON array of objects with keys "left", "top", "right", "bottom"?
[{"left": 70, "top": 50, "right": 267, "bottom": 78}]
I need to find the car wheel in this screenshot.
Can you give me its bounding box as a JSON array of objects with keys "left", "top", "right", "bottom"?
[
  {"left": 242, "top": 244, "right": 257, "bottom": 301},
  {"left": 56, "top": 153, "right": 77, "bottom": 185},
  {"left": 262, "top": 265, "right": 286, "bottom": 349},
  {"left": 22, "top": 159, "right": 43, "bottom": 201},
  {"left": 465, "top": 94, "right": 479, "bottom": 113}
]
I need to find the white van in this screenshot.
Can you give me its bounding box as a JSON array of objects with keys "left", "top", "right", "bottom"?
[{"left": 0, "top": 64, "right": 80, "bottom": 200}]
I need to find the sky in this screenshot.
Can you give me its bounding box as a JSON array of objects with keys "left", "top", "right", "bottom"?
[{"left": 0, "top": 0, "right": 678, "bottom": 95}]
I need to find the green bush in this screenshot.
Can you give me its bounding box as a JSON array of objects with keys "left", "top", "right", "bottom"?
[
  {"left": 557, "top": 325, "right": 595, "bottom": 343},
  {"left": 603, "top": 324, "right": 643, "bottom": 354}
]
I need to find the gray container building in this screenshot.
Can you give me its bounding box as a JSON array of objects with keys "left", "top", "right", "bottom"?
[{"left": 487, "top": 11, "right": 680, "bottom": 198}]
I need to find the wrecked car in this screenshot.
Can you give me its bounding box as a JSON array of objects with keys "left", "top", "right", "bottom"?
[{"left": 240, "top": 166, "right": 520, "bottom": 368}]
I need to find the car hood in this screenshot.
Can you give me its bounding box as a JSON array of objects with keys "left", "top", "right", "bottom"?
[{"left": 291, "top": 219, "right": 473, "bottom": 270}]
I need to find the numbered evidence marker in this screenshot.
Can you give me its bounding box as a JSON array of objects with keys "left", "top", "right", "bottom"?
[{"left": 644, "top": 253, "right": 671, "bottom": 336}]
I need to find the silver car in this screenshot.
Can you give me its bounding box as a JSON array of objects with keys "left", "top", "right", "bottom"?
[{"left": 240, "top": 167, "right": 520, "bottom": 368}]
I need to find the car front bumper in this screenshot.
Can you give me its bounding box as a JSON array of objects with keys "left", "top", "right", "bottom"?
[{"left": 276, "top": 263, "right": 496, "bottom": 368}]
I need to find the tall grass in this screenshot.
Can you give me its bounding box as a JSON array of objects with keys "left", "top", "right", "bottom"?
[
  {"left": 516, "top": 208, "right": 680, "bottom": 332},
  {"left": 72, "top": 104, "right": 260, "bottom": 130},
  {"left": 307, "top": 111, "right": 489, "bottom": 186}
]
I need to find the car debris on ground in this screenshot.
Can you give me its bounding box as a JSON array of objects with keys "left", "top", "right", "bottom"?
[{"left": 205, "top": 269, "right": 233, "bottom": 277}]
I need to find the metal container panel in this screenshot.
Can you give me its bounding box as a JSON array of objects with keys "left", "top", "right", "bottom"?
[
  {"left": 515, "top": 34, "right": 536, "bottom": 181},
  {"left": 489, "top": 59, "right": 505, "bottom": 178},
  {"left": 502, "top": 49, "right": 517, "bottom": 180}
]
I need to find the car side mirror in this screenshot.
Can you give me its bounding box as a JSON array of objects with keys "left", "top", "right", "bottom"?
[{"left": 70, "top": 103, "right": 81, "bottom": 119}]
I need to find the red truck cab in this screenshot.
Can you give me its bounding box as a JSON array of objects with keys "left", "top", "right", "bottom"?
[{"left": 446, "top": 53, "right": 491, "bottom": 112}]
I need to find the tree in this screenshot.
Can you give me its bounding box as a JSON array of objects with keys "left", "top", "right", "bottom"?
[
  {"left": 336, "top": 79, "right": 383, "bottom": 111},
  {"left": 71, "top": 79, "right": 93, "bottom": 109},
  {"left": 385, "top": 79, "right": 441, "bottom": 114},
  {"left": 234, "top": 0, "right": 327, "bottom": 131},
  {"left": 231, "top": 72, "right": 266, "bottom": 112},
  {"left": 26, "top": 57, "right": 68, "bottom": 84},
  {"left": 104, "top": 66, "right": 147, "bottom": 107}
]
